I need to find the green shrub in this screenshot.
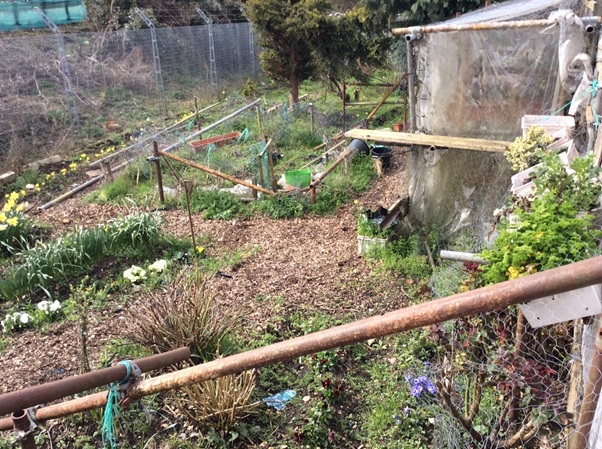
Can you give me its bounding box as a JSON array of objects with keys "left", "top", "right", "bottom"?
[
  {"left": 186, "top": 189, "right": 247, "bottom": 220},
  {"left": 253, "top": 194, "right": 308, "bottom": 219},
  {"left": 0, "top": 212, "right": 163, "bottom": 300}
]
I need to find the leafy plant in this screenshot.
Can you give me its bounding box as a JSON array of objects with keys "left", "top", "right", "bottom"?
[
  {"left": 253, "top": 193, "right": 308, "bottom": 219},
  {"left": 504, "top": 126, "right": 553, "bottom": 171},
  {"left": 0, "top": 191, "right": 37, "bottom": 256},
  {"left": 357, "top": 213, "right": 393, "bottom": 238},
  {"left": 481, "top": 152, "right": 602, "bottom": 283},
  {"left": 186, "top": 189, "right": 247, "bottom": 220}
]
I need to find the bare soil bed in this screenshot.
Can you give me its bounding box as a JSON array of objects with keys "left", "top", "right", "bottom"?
[{"left": 0, "top": 148, "right": 408, "bottom": 404}]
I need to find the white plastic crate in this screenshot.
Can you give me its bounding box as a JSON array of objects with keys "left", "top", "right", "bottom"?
[
  {"left": 522, "top": 115, "right": 575, "bottom": 139},
  {"left": 510, "top": 151, "right": 574, "bottom": 198},
  {"left": 357, "top": 235, "right": 389, "bottom": 255}
]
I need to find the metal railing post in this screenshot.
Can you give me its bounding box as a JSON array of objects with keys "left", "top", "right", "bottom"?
[
  {"left": 196, "top": 8, "right": 217, "bottom": 87},
  {"left": 33, "top": 7, "right": 79, "bottom": 125},
  {"left": 134, "top": 7, "right": 166, "bottom": 113}
]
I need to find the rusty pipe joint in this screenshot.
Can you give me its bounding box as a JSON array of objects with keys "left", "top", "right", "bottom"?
[
  {"left": 405, "top": 27, "right": 422, "bottom": 42},
  {"left": 12, "top": 409, "right": 38, "bottom": 449}
]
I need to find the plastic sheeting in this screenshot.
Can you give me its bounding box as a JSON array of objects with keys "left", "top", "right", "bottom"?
[
  {"left": 406, "top": 147, "right": 513, "bottom": 242},
  {"left": 406, "top": 0, "right": 581, "bottom": 240},
  {"left": 415, "top": 27, "right": 559, "bottom": 140}
]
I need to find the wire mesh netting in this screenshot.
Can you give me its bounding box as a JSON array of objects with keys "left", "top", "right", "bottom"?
[
  {"left": 400, "top": 2, "right": 602, "bottom": 447},
  {"left": 0, "top": 22, "right": 259, "bottom": 168}
]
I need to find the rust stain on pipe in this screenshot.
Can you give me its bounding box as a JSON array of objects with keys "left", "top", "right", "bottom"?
[
  {"left": 2, "top": 257, "right": 602, "bottom": 431},
  {"left": 130, "top": 257, "right": 602, "bottom": 397},
  {"left": 0, "top": 347, "right": 190, "bottom": 417}
]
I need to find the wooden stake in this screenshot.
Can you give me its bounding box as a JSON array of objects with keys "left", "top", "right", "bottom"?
[
  {"left": 153, "top": 141, "right": 165, "bottom": 204},
  {"left": 100, "top": 160, "right": 113, "bottom": 183}
]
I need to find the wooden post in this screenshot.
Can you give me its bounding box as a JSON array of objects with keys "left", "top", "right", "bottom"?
[
  {"left": 366, "top": 80, "right": 402, "bottom": 124},
  {"left": 310, "top": 185, "right": 316, "bottom": 204},
  {"left": 309, "top": 103, "right": 315, "bottom": 134},
  {"left": 182, "top": 180, "right": 197, "bottom": 252},
  {"left": 266, "top": 144, "right": 278, "bottom": 190},
  {"left": 257, "top": 155, "right": 265, "bottom": 188},
  {"left": 256, "top": 105, "right": 263, "bottom": 134},
  {"left": 251, "top": 176, "right": 258, "bottom": 199},
  {"left": 153, "top": 141, "right": 165, "bottom": 204},
  {"left": 100, "top": 160, "right": 113, "bottom": 183},
  {"left": 342, "top": 81, "right": 347, "bottom": 132}
]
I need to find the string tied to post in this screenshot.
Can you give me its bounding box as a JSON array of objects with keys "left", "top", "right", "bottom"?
[{"left": 101, "top": 360, "right": 141, "bottom": 449}]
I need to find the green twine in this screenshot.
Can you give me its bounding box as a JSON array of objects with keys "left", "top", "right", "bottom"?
[
  {"left": 186, "top": 119, "right": 195, "bottom": 131},
  {"left": 206, "top": 143, "right": 217, "bottom": 163},
  {"left": 101, "top": 361, "right": 133, "bottom": 449},
  {"left": 238, "top": 128, "right": 251, "bottom": 143}
]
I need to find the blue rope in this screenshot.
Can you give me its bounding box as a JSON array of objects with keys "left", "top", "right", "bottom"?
[
  {"left": 547, "top": 82, "right": 596, "bottom": 118},
  {"left": 101, "top": 361, "right": 133, "bottom": 449}
]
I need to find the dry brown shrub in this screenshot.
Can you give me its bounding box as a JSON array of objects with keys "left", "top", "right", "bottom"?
[
  {"left": 127, "top": 268, "right": 234, "bottom": 361},
  {"left": 165, "top": 368, "right": 258, "bottom": 431},
  {"left": 127, "top": 268, "right": 257, "bottom": 432}
]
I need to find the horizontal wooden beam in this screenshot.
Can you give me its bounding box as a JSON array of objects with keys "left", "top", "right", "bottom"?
[
  {"left": 344, "top": 129, "right": 510, "bottom": 153},
  {"left": 345, "top": 101, "right": 403, "bottom": 106}
]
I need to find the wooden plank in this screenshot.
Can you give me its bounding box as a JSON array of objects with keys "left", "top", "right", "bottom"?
[{"left": 344, "top": 129, "right": 510, "bottom": 153}]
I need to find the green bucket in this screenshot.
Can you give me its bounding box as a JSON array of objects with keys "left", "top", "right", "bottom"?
[{"left": 284, "top": 170, "right": 312, "bottom": 188}]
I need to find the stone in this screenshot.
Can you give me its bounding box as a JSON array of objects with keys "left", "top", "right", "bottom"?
[{"left": 0, "top": 171, "right": 16, "bottom": 185}]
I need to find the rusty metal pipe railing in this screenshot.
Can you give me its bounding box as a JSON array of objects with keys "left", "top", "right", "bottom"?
[
  {"left": 1, "top": 257, "right": 602, "bottom": 431},
  {"left": 391, "top": 16, "right": 601, "bottom": 36},
  {"left": 0, "top": 347, "right": 190, "bottom": 418}
]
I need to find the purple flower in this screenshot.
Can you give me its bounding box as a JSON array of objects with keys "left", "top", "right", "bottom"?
[
  {"left": 403, "top": 407, "right": 412, "bottom": 415},
  {"left": 410, "top": 384, "right": 424, "bottom": 397},
  {"left": 393, "top": 414, "right": 401, "bottom": 424},
  {"left": 404, "top": 374, "right": 414, "bottom": 383},
  {"left": 426, "top": 381, "right": 438, "bottom": 395}
]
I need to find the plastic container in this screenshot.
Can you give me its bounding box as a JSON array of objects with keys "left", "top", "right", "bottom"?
[
  {"left": 357, "top": 235, "right": 389, "bottom": 255},
  {"left": 284, "top": 169, "right": 312, "bottom": 188},
  {"left": 521, "top": 115, "right": 575, "bottom": 140},
  {"left": 349, "top": 138, "right": 370, "bottom": 155},
  {"left": 510, "top": 151, "right": 574, "bottom": 198},
  {"left": 370, "top": 146, "right": 393, "bottom": 169}
]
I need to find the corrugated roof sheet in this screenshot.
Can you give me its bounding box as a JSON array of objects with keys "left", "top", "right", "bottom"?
[{"left": 438, "top": 0, "right": 571, "bottom": 25}]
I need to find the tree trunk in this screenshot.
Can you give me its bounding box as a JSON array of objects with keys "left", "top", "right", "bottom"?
[{"left": 289, "top": 48, "right": 300, "bottom": 105}]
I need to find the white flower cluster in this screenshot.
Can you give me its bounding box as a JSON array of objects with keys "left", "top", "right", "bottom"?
[
  {"left": 37, "top": 300, "right": 61, "bottom": 314},
  {"left": 148, "top": 259, "right": 167, "bottom": 273},
  {"left": 124, "top": 260, "right": 168, "bottom": 284},
  {"left": 123, "top": 265, "right": 147, "bottom": 283},
  {"left": 1, "top": 311, "right": 31, "bottom": 332}
]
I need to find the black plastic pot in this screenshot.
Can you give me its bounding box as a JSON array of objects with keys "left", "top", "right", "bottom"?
[
  {"left": 370, "top": 145, "right": 393, "bottom": 169},
  {"left": 348, "top": 138, "right": 370, "bottom": 155}
]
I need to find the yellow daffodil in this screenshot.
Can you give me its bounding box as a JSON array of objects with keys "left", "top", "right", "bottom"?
[
  {"left": 69, "top": 163, "right": 77, "bottom": 170},
  {"left": 16, "top": 204, "right": 24, "bottom": 212},
  {"left": 6, "top": 217, "right": 18, "bottom": 226},
  {"left": 0, "top": 212, "right": 6, "bottom": 222},
  {"left": 196, "top": 246, "right": 205, "bottom": 254}
]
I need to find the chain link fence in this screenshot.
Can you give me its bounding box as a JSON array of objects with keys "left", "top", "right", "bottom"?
[{"left": 0, "top": 22, "right": 259, "bottom": 169}]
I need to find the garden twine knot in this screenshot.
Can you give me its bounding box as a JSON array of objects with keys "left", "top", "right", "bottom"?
[{"left": 101, "top": 360, "right": 140, "bottom": 449}]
